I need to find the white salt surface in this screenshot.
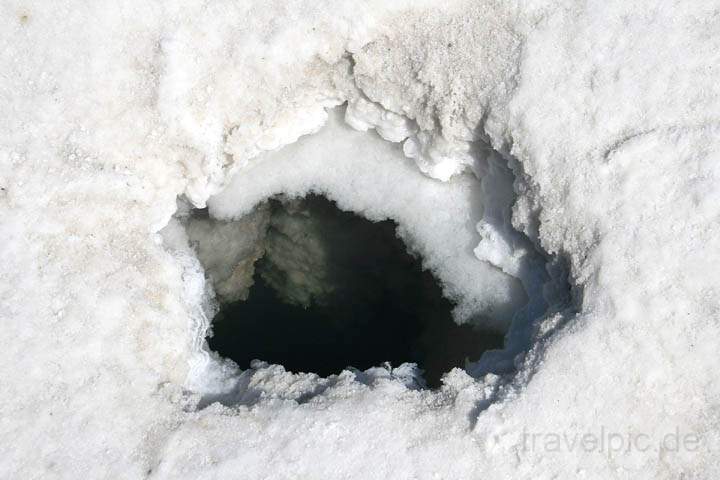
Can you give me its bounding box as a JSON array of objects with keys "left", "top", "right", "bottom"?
[{"left": 2, "top": 0, "right": 720, "bottom": 478}]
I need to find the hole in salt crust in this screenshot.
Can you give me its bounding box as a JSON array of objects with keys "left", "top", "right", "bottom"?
[
  {"left": 193, "top": 194, "right": 504, "bottom": 388},
  {"left": 158, "top": 107, "right": 574, "bottom": 398}
]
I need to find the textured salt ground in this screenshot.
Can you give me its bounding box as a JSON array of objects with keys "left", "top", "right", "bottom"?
[{"left": 1, "top": 1, "right": 720, "bottom": 478}]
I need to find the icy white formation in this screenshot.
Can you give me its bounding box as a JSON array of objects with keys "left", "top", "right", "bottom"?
[
  {"left": 2, "top": 0, "right": 720, "bottom": 478},
  {"left": 207, "top": 109, "right": 531, "bottom": 332}
]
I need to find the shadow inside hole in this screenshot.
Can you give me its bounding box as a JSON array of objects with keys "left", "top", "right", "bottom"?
[{"left": 207, "top": 194, "right": 504, "bottom": 388}]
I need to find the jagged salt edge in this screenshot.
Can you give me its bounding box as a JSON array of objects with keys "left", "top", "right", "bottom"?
[{"left": 182, "top": 96, "right": 538, "bottom": 399}]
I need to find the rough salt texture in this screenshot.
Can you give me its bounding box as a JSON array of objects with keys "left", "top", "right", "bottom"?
[
  {"left": 2, "top": 0, "right": 719, "bottom": 478},
  {"left": 182, "top": 203, "right": 270, "bottom": 303}
]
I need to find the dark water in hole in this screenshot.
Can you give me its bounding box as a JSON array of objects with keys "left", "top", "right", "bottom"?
[{"left": 207, "top": 195, "right": 503, "bottom": 388}]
